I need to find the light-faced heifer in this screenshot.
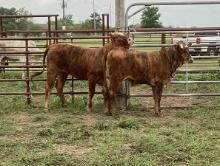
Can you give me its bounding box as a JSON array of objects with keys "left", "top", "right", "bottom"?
[
  {"left": 31, "top": 32, "right": 132, "bottom": 112},
  {"left": 105, "top": 41, "right": 193, "bottom": 117}
]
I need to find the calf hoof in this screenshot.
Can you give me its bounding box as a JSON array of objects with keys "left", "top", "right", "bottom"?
[
  {"left": 105, "top": 111, "right": 113, "bottom": 116},
  {"left": 155, "top": 112, "right": 162, "bottom": 117},
  {"left": 112, "top": 113, "right": 120, "bottom": 119},
  {"left": 86, "top": 108, "right": 92, "bottom": 113},
  {"left": 62, "top": 103, "right": 67, "bottom": 108},
  {"left": 44, "top": 108, "right": 50, "bottom": 113}
]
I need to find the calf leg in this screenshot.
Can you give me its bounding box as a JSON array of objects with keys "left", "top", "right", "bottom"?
[
  {"left": 106, "top": 81, "right": 120, "bottom": 117},
  {"left": 152, "top": 84, "right": 163, "bottom": 117},
  {"left": 157, "top": 84, "right": 163, "bottom": 115},
  {"left": 45, "top": 72, "right": 56, "bottom": 112},
  {"left": 103, "top": 86, "right": 111, "bottom": 115},
  {"left": 55, "top": 73, "right": 68, "bottom": 107},
  {"left": 111, "top": 92, "right": 118, "bottom": 117},
  {"left": 87, "top": 79, "right": 96, "bottom": 113}
]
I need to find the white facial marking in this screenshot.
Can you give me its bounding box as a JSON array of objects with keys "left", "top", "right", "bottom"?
[{"left": 179, "top": 43, "right": 184, "bottom": 49}]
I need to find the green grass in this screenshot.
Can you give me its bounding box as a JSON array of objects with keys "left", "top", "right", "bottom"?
[
  {"left": 35, "top": 38, "right": 104, "bottom": 48},
  {"left": 0, "top": 71, "right": 220, "bottom": 165},
  {"left": 0, "top": 98, "right": 219, "bottom": 165}
]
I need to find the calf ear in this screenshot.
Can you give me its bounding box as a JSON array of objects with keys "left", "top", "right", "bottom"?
[
  {"left": 109, "top": 32, "right": 115, "bottom": 42},
  {"left": 187, "top": 42, "right": 192, "bottom": 47},
  {"left": 110, "top": 32, "right": 114, "bottom": 38},
  {"left": 174, "top": 43, "right": 182, "bottom": 51},
  {"left": 124, "top": 32, "right": 129, "bottom": 36}
]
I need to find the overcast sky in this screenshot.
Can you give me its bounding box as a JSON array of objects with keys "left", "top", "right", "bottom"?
[{"left": 1, "top": 0, "right": 220, "bottom": 27}]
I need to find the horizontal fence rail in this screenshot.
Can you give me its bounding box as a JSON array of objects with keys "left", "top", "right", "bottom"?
[{"left": 1, "top": 26, "right": 220, "bottom": 105}]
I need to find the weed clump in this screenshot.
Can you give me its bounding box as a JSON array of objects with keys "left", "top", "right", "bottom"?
[{"left": 118, "top": 118, "right": 140, "bottom": 129}]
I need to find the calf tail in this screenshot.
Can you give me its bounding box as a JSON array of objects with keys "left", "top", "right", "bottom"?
[
  {"left": 30, "top": 46, "right": 49, "bottom": 80},
  {"left": 103, "top": 47, "right": 110, "bottom": 87},
  {"left": 105, "top": 56, "right": 111, "bottom": 90}
]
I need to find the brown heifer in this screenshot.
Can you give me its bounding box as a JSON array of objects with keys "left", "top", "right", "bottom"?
[
  {"left": 105, "top": 41, "right": 193, "bottom": 117},
  {"left": 31, "top": 32, "right": 131, "bottom": 112}
]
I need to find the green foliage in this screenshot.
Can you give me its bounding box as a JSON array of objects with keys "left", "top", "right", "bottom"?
[
  {"left": 81, "top": 12, "right": 102, "bottom": 29},
  {"left": 0, "top": 7, "right": 32, "bottom": 31},
  {"left": 141, "top": 6, "right": 163, "bottom": 28},
  {"left": 118, "top": 118, "right": 140, "bottom": 129},
  {"left": 51, "top": 14, "right": 75, "bottom": 30},
  {"left": 94, "top": 120, "right": 110, "bottom": 131}
]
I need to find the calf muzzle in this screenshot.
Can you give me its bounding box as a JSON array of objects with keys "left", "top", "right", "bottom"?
[{"left": 188, "top": 57, "right": 193, "bottom": 63}]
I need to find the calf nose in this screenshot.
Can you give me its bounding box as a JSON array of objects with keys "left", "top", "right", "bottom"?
[
  {"left": 128, "top": 38, "right": 134, "bottom": 46},
  {"left": 188, "top": 57, "right": 193, "bottom": 63}
]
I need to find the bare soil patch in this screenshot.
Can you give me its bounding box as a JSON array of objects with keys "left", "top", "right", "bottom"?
[
  {"left": 0, "top": 132, "right": 35, "bottom": 143},
  {"left": 77, "top": 114, "right": 97, "bottom": 125},
  {"left": 54, "top": 144, "right": 90, "bottom": 156}
]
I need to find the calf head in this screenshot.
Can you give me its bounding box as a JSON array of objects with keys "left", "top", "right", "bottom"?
[
  {"left": 109, "top": 32, "right": 133, "bottom": 49},
  {"left": 174, "top": 41, "right": 193, "bottom": 64}
]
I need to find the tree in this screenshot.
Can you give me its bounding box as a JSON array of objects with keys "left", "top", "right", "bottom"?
[
  {"left": 141, "top": 6, "right": 162, "bottom": 28},
  {"left": 0, "top": 7, "right": 17, "bottom": 30},
  {"left": 16, "top": 8, "right": 32, "bottom": 30},
  {"left": 81, "top": 12, "right": 101, "bottom": 29},
  {"left": 90, "top": 12, "right": 101, "bottom": 29},
  {"left": 0, "top": 7, "right": 32, "bottom": 30},
  {"left": 50, "top": 15, "right": 74, "bottom": 29},
  {"left": 59, "top": 15, "right": 74, "bottom": 28}
]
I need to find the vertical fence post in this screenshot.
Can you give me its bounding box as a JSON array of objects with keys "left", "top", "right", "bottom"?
[
  {"left": 106, "top": 14, "right": 110, "bottom": 43},
  {"left": 25, "top": 39, "right": 31, "bottom": 104},
  {"left": 48, "top": 16, "right": 51, "bottom": 45},
  {"left": 71, "top": 76, "right": 75, "bottom": 103},
  {"left": 161, "top": 33, "right": 166, "bottom": 46},
  {"left": 102, "top": 14, "right": 105, "bottom": 46},
  {"left": 0, "top": 18, "right": 3, "bottom": 38},
  {"left": 55, "top": 15, "right": 58, "bottom": 44},
  {"left": 185, "top": 34, "right": 189, "bottom": 93}
]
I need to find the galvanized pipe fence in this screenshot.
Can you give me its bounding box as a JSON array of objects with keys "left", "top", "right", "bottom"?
[
  {"left": 123, "top": 1, "right": 220, "bottom": 107},
  {"left": 125, "top": 29, "right": 220, "bottom": 99}
]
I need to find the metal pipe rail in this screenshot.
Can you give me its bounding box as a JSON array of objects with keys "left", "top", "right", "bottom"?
[
  {"left": 0, "top": 91, "right": 102, "bottom": 96},
  {"left": 125, "top": 1, "right": 220, "bottom": 28},
  {"left": 2, "top": 66, "right": 220, "bottom": 75},
  {"left": 171, "top": 81, "right": 220, "bottom": 84},
  {"left": 132, "top": 44, "right": 220, "bottom": 48},
  {"left": 130, "top": 93, "right": 220, "bottom": 97},
  {"left": 122, "top": 1, "right": 220, "bottom": 107},
  {"left": 130, "top": 31, "right": 220, "bottom": 35},
  {"left": 0, "top": 36, "right": 110, "bottom": 40},
  {"left": 0, "top": 15, "right": 59, "bottom": 18},
  {"left": 177, "top": 68, "right": 220, "bottom": 72},
  {"left": 134, "top": 27, "right": 220, "bottom": 32},
  {"left": 7, "top": 29, "right": 114, "bottom": 33},
  {"left": 0, "top": 51, "right": 44, "bottom": 55}
]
